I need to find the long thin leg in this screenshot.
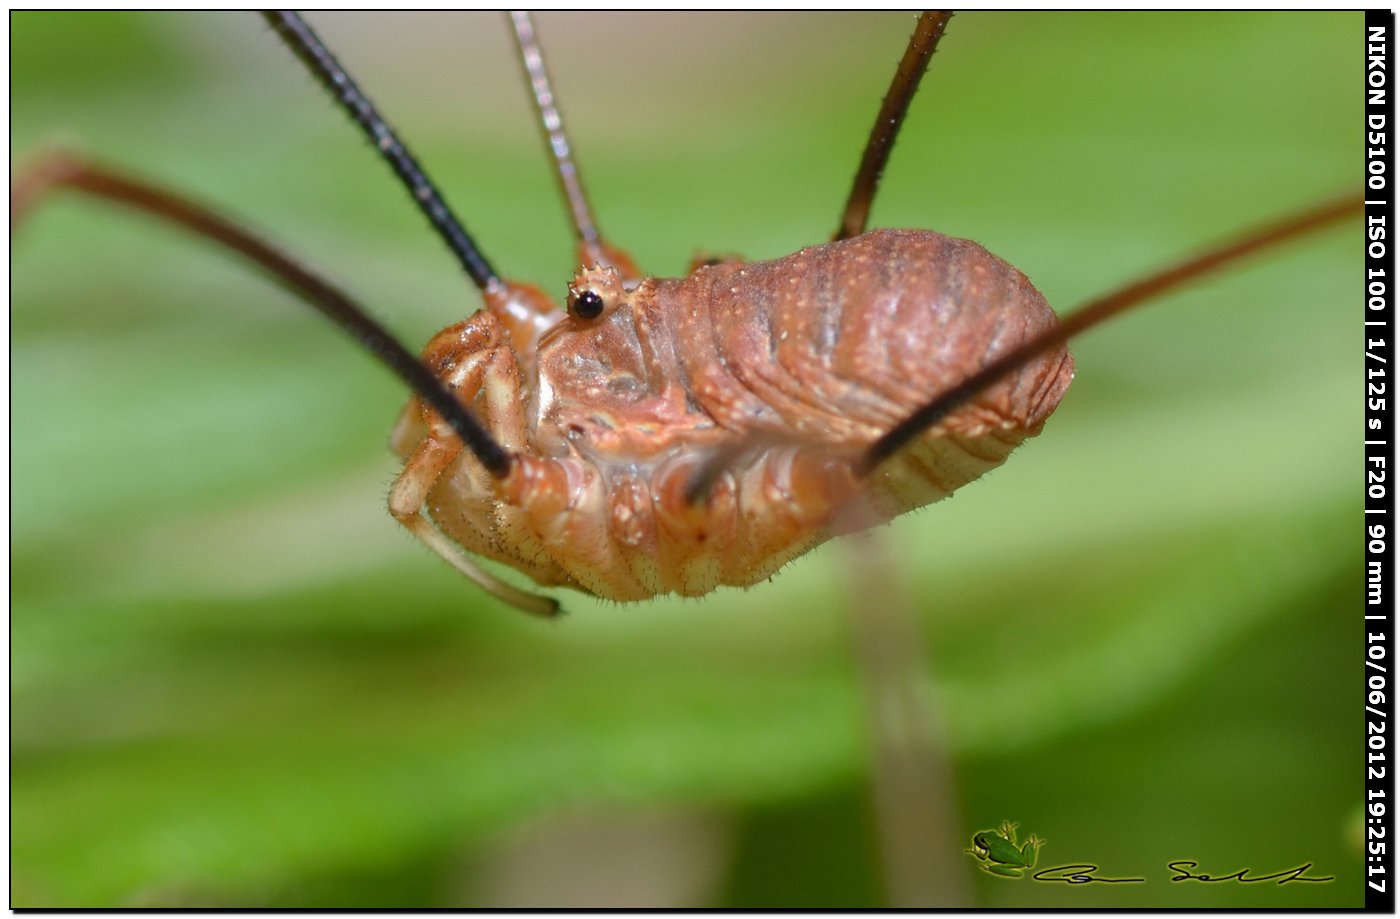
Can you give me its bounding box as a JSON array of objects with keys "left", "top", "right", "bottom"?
[
  {"left": 261, "top": 11, "right": 502, "bottom": 294},
  {"left": 838, "top": 499, "right": 970, "bottom": 907},
  {"left": 508, "top": 11, "right": 641, "bottom": 278},
  {"left": 858, "top": 191, "right": 1364, "bottom": 475},
  {"left": 834, "top": 11, "right": 952, "bottom": 242},
  {"left": 11, "top": 150, "right": 513, "bottom": 478},
  {"left": 509, "top": 11, "right": 602, "bottom": 256}
]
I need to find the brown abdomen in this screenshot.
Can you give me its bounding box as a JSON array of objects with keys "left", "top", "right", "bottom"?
[{"left": 667, "top": 228, "right": 1073, "bottom": 449}]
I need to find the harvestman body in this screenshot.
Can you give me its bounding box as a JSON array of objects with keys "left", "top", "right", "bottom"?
[{"left": 11, "top": 12, "right": 1359, "bottom": 617}]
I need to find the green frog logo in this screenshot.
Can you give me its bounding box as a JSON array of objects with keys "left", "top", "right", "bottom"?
[{"left": 966, "top": 821, "right": 1044, "bottom": 878}]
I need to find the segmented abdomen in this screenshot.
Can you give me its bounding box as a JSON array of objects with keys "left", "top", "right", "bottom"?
[
  {"left": 668, "top": 228, "right": 1069, "bottom": 443},
  {"left": 438, "top": 229, "right": 1073, "bottom": 601}
]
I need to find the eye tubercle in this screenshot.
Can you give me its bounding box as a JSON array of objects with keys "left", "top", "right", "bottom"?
[{"left": 566, "top": 264, "right": 624, "bottom": 321}]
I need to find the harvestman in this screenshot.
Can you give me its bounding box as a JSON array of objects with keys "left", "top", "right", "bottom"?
[{"left": 11, "top": 12, "right": 1360, "bottom": 617}]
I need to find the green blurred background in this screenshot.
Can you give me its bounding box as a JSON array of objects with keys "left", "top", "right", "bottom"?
[{"left": 12, "top": 12, "right": 1360, "bottom": 907}]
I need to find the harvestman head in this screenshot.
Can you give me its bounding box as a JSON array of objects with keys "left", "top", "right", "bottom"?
[{"left": 11, "top": 12, "right": 1360, "bottom": 618}]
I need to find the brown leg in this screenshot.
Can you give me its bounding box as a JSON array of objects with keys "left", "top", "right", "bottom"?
[
  {"left": 508, "top": 11, "right": 642, "bottom": 281},
  {"left": 834, "top": 12, "right": 953, "bottom": 242},
  {"left": 859, "top": 191, "right": 1363, "bottom": 475},
  {"left": 11, "top": 148, "right": 512, "bottom": 478}
]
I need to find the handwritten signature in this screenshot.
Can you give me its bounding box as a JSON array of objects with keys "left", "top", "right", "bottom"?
[
  {"left": 1032, "top": 864, "right": 1144, "bottom": 885},
  {"left": 1028, "top": 861, "right": 1334, "bottom": 886},
  {"left": 1166, "top": 861, "right": 1334, "bottom": 885}
]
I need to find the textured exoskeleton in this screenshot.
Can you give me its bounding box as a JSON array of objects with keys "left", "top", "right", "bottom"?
[{"left": 389, "top": 228, "right": 1072, "bottom": 603}]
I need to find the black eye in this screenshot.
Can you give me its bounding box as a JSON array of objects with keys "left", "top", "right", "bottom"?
[{"left": 571, "top": 289, "right": 605, "bottom": 319}]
